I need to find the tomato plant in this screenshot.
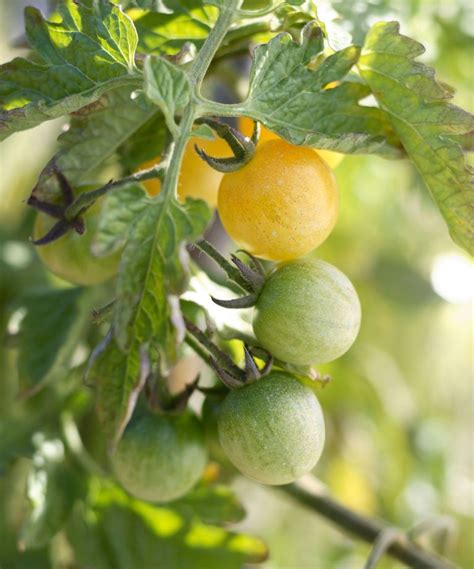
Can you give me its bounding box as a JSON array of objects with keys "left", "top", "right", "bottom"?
[
  {"left": 112, "top": 409, "right": 207, "bottom": 503},
  {"left": 0, "top": 0, "right": 472, "bottom": 567},
  {"left": 253, "top": 258, "right": 361, "bottom": 365},
  {"left": 217, "top": 373, "right": 325, "bottom": 485},
  {"left": 218, "top": 139, "right": 339, "bottom": 260}
]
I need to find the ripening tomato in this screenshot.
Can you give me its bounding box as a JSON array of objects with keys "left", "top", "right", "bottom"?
[
  {"left": 33, "top": 196, "right": 121, "bottom": 286},
  {"left": 217, "top": 373, "right": 325, "bottom": 485},
  {"left": 253, "top": 258, "right": 361, "bottom": 365},
  {"left": 238, "top": 116, "right": 344, "bottom": 169},
  {"left": 217, "top": 139, "right": 339, "bottom": 260},
  {"left": 138, "top": 136, "right": 231, "bottom": 206},
  {"left": 112, "top": 409, "right": 208, "bottom": 503}
]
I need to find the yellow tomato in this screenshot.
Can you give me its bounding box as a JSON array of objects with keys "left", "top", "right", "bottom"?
[
  {"left": 139, "top": 136, "right": 231, "bottom": 206},
  {"left": 218, "top": 139, "right": 339, "bottom": 261},
  {"left": 238, "top": 116, "right": 344, "bottom": 169}
]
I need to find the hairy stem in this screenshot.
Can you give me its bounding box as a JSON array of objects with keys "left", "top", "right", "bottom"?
[
  {"left": 283, "top": 480, "right": 455, "bottom": 569},
  {"left": 160, "top": 0, "right": 241, "bottom": 201},
  {"left": 193, "top": 239, "right": 251, "bottom": 291}
]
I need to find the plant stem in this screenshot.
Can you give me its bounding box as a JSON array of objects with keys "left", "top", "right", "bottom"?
[
  {"left": 193, "top": 239, "right": 251, "bottom": 291},
  {"left": 184, "top": 318, "right": 243, "bottom": 379},
  {"left": 65, "top": 163, "right": 166, "bottom": 219},
  {"left": 197, "top": 99, "right": 246, "bottom": 118},
  {"left": 160, "top": 0, "right": 241, "bottom": 201},
  {"left": 282, "top": 480, "right": 456, "bottom": 569}
]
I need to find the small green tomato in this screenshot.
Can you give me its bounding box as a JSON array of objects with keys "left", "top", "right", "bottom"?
[
  {"left": 217, "top": 373, "right": 325, "bottom": 485},
  {"left": 253, "top": 258, "right": 361, "bottom": 365},
  {"left": 112, "top": 409, "right": 207, "bottom": 503}
]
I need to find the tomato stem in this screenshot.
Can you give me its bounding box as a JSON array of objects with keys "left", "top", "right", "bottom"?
[
  {"left": 193, "top": 239, "right": 254, "bottom": 292},
  {"left": 159, "top": 0, "right": 242, "bottom": 200}
]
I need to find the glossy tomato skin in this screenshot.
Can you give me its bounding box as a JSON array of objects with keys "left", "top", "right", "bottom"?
[
  {"left": 253, "top": 259, "right": 361, "bottom": 365},
  {"left": 33, "top": 199, "right": 121, "bottom": 286},
  {"left": 217, "top": 373, "right": 325, "bottom": 485},
  {"left": 112, "top": 410, "right": 208, "bottom": 503},
  {"left": 218, "top": 139, "right": 339, "bottom": 261},
  {"left": 139, "top": 136, "right": 230, "bottom": 206},
  {"left": 238, "top": 116, "right": 344, "bottom": 169}
]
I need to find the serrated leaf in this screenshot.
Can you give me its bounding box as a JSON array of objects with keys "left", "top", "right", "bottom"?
[
  {"left": 88, "top": 197, "right": 210, "bottom": 447},
  {"left": 359, "top": 21, "right": 474, "bottom": 253},
  {"left": 20, "top": 436, "right": 85, "bottom": 550},
  {"left": 240, "top": 22, "right": 401, "bottom": 157},
  {"left": 0, "top": 0, "right": 140, "bottom": 141},
  {"left": 126, "top": 1, "right": 218, "bottom": 55},
  {"left": 15, "top": 288, "right": 94, "bottom": 398},
  {"left": 57, "top": 89, "right": 160, "bottom": 186},
  {"left": 144, "top": 56, "right": 191, "bottom": 131},
  {"left": 31, "top": 88, "right": 165, "bottom": 205},
  {"left": 114, "top": 196, "right": 211, "bottom": 354},
  {"left": 94, "top": 182, "right": 151, "bottom": 256},
  {"left": 67, "top": 480, "right": 268, "bottom": 569}
]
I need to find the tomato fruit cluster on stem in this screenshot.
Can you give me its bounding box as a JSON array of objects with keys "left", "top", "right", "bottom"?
[{"left": 217, "top": 373, "right": 325, "bottom": 485}]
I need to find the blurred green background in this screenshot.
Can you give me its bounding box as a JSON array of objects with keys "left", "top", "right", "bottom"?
[{"left": 0, "top": 0, "right": 473, "bottom": 568}]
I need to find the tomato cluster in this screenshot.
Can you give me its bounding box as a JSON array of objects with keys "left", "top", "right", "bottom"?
[
  {"left": 209, "top": 121, "right": 360, "bottom": 485},
  {"left": 32, "top": 119, "right": 361, "bottom": 500}
]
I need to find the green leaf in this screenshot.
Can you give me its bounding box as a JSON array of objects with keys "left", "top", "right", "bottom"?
[
  {"left": 118, "top": 111, "right": 167, "bottom": 171},
  {"left": 0, "top": 376, "right": 85, "bottom": 473},
  {"left": 19, "top": 436, "right": 85, "bottom": 550},
  {"left": 31, "top": 88, "right": 164, "bottom": 205},
  {"left": 58, "top": 89, "right": 160, "bottom": 186},
  {"left": 241, "top": 22, "right": 401, "bottom": 157},
  {"left": 172, "top": 485, "right": 246, "bottom": 525},
  {"left": 359, "top": 21, "right": 474, "bottom": 253},
  {"left": 126, "top": 1, "right": 218, "bottom": 55},
  {"left": 0, "top": 0, "right": 140, "bottom": 141},
  {"left": 94, "top": 183, "right": 151, "bottom": 256},
  {"left": 66, "top": 480, "right": 268, "bottom": 569},
  {"left": 86, "top": 334, "right": 146, "bottom": 449},
  {"left": 114, "top": 196, "right": 210, "bottom": 354},
  {"left": 15, "top": 288, "right": 94, "bottom": 398},
  {"left": 88, "top": 197, "right": 210, "bottom": 448},
  {"left": 144, "top": 56, "right": 191, "bottom": 132}
]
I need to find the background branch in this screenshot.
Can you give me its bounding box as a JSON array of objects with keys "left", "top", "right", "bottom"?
[{"left": 283, "top": 478, "right": 456, "bottom": 569}]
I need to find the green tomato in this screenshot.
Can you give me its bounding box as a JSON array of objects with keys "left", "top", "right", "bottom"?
[
  {"left": 33, "top": 194, "right": 121, "bottom": 286},
  {"left": 253, "top": 259, "right": 361, "bottom": 365},
  {"left": 112, "top": 409, "right": 208, "bottom": 503},
  {"left": 217, "top": 373, "right": 325, "bottom": 485}
]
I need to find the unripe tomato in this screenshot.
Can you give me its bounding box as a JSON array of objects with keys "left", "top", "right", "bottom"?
[
  {"left": 33, "top": 196, "right": 121, "bottom": 286},
  {"left": 217, "top": 373, "right": 325, "bottom": 485},
  {"left": 139, "top": 136, "right": 230, "bottom": 206},
  {"left": 238, "top": 116, "right": 344, "bottom": 169},
  {"left": 218, "top": 139, "right": 339, "bottom": 260},
  {"left": 112, "top": 409, "right": 208, "bottom": 503},
  {"left": 253, "top": 259, "right": 361, "bottom": 365}
]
